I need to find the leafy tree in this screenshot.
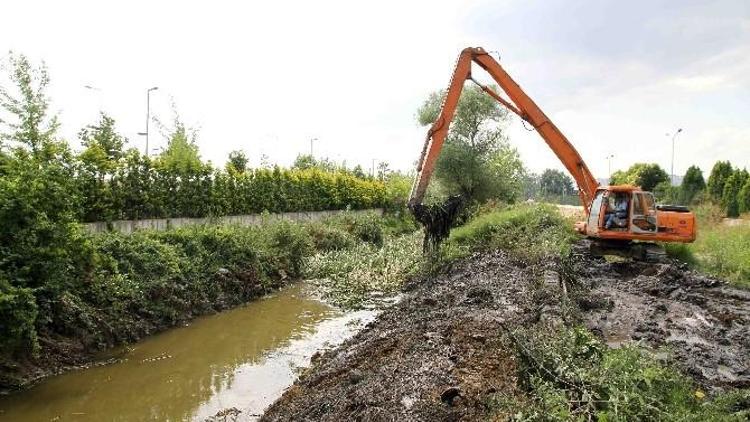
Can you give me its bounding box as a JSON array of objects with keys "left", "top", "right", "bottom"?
[
  {"left": 376, "top": 161, "right": 390, "bottom": 181},
  {"left": 707, "top": 161, "right": 734, "bottom": 203},
  {"left": 722, "top": 169, "right": 749, "bottom": 217},
  {"left": 416, "top": 84, "right": 522, "bottom": 202},
  {"left": 77, "top": 113, "right": 126, "bottom": 221},
  {"left": 0, "top": 53, "right": 59, "bottom": 153},
  {"left": 609, "top": 163, "right": 669, "bottom": 192},
  {"left": 352, "top": 165, "right": 366, "bottom": 179},
  {"left": 654, "top": 181, "right": 680, "bottom": 204},
  {"left": 292, "top": 154, "right": 339, "bottom": 172},
  {"left": 156, "top": 121, "right": 205, "bottom": 174},
  {"left": 738, "top": 179, "right": 750, "bottom": 215},
  {"left": 226, "top": 150, "right": 248, "bottom": 174},
  {"left": 521, "top": 172, "right": 541, "bottom": 200},
  {"left": 540, "top": 169, "right": 574, "bottom": 196},
  {"left": 680, "top": 165, "right": 705, "bottom": 204}
]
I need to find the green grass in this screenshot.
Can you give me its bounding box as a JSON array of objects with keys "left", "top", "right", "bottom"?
[
  {"left": 665, "top": 203, "right": 750, "bottom": 288},
  {"left": 443, "top": 203, "right": 578, "bottom": 264}
]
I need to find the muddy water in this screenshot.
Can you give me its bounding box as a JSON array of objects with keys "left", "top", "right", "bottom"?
[{"left": 0, "top": 283, "right": 377, "bottom": 421}]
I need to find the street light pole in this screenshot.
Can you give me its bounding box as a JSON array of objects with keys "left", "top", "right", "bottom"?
[
  {"left": 310, "top": 137, "right": 318, "bottom": 156},
  {"left": 606, "top": 154, "right": 615, "bottom": 183},
  {"left": 669, "top": 128, "right": 683, "bottom": 185},
  {"left": 141, "top": 87, "right": 159, "bottom": 156},
  {"left": 145, "top": 87, "right": 159, "bottom": 155}
]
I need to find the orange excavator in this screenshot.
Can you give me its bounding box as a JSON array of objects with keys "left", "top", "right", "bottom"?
[{"left": 409, "top": 47, "right": 696, "bottom": 258}]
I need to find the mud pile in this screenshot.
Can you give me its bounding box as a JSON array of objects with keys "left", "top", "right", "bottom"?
[
  {"left": 262, "top": 246, "right": 750, "bottom": 421},
  {"left": 579, "top": 256, "right": 750, "bottom": 390}
]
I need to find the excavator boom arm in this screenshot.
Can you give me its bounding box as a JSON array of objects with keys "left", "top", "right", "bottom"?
[{"left": 410, "top": 47, "right": 599, "bottom": 214}]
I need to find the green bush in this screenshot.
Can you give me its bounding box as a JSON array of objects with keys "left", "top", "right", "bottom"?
[
  {"left": 0, "top": 279, "right": 39, "bottom": 357},
  {"left": 325, "top": 213, "right": 385, "bottom": 247},
  {"left": 306, "top": 223, "right": 356, "bottom": 252}
]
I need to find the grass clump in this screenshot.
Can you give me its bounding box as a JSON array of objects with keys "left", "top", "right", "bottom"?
[
  {"left": 664, "top": 202, "right": 750, "bottom": 288},
  {"left": 304, "top": 231, "right": 423, "bottom": 308},
  {"left": 497, "top": 326, "right": 749, "bottom": 421},
  {"left": 444, "top": 203, "right": 578, "bottom": 264}
]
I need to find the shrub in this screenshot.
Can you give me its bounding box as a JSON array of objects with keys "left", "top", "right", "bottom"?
[
  {"left": 0, "top": 279, "right": 39, "bottom": 357},
  {"left": 306, "top": 223, "right": 356, "bottom": 252},
  {"left": 326, "top": 212, "right": 385, "bottom": 247}
]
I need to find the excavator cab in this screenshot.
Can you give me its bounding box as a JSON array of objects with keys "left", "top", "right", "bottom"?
[{"left": 584, "top": 185, "right": 694, "bottom": 246}]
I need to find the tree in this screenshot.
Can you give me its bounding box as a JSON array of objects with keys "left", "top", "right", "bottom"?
[
  {"left": 0, "top": 53, "right": 59, "bottom": 153},
  {"left": 291, "top": 154, "right": 339, "bottom": 172},
  {"left": 707, "top": 161, "right": 733, "bottom": 203},
  {"left": 722, "top": 169, "right": 749, "bottom": 217},
  {"left": 654, "top": 181, "right": 680, "bottom": 204},
  {"left": 78, "top": 113, "right": 125, "bottom": 172},
  {"left": 155, "top": 115, "right": 205, "bottom": 174},
  {"left": 376, "top": 161, "right": 390, "bottom": 181},
  {"left": 680, "top": 165, "right": 705, "bottom": 204},
  {"left": 539, "top": 169, "right": 574, "bottom": 196},
  {"left": 738, "top": 179, "right": 750, "bottom": 215},
  {"left": 521, "top": 172, "right": 541, "bottom": 200},
  {"left": 416, "top": 84, "right": 522, "bottom": 202},
  {"left": 609, "top": 163, "right": 669, "bottom": 192},
  {"left": 77, "top": 113, "right": 126, "bottom": 221},
  {"left": 226, "top": 150, "right": 248, "bottom": 174}
]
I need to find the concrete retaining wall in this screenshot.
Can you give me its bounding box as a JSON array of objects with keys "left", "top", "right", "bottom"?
[{"left": 82, "top": 209, "right": 384, "bottom": 235}]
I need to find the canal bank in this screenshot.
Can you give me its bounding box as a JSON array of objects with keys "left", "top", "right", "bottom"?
[{"left": 0, "top": 283, "right": 379, "bottom": 421}]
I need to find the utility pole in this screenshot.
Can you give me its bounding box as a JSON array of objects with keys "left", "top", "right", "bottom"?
[
  {"left": 138, "top": 87, "right": 159, "bottom": 156},
  {"left": 668, "top": 128, "right": 683, "bottom": 185}
]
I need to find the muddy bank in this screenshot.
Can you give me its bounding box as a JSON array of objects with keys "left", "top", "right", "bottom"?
[
  {"left": 262, "top": 245, "right": 750, "bottom": 421},
  {"left": 0, "top": 274, "right": 283, "bottom": 394}
]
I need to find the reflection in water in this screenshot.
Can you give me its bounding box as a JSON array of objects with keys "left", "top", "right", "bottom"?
[{"left": 0, "top": 283, "right": 377, "bottom": 421}]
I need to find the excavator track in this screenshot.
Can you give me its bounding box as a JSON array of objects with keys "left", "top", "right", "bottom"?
[{"left": 581, "top": 239, "right": 668, "bottom": 263}]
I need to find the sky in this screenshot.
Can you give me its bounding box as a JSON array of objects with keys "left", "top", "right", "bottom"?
[{"left": 1, "top": 0, "right": 748, "bottom": 180}]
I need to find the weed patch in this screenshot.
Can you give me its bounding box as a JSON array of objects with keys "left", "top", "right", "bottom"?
[
  {"left": 304, "top": 232, "right": 423, "bottom": 308},
  {"left": 498, "top": 326, "right": 750, "bottom": 421}
]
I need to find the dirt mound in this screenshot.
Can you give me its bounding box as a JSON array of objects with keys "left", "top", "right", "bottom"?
[{"left": 262, "top": 245, "right": 750, "bottom": 421}]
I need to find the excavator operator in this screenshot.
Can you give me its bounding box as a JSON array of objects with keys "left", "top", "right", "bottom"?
[{"left": 605, "top": 193, "right": 629, "bottom": 229}]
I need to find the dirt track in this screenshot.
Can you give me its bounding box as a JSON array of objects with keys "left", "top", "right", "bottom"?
[{"left": 261, "top": 245, "right": 750, "bottom": 421}]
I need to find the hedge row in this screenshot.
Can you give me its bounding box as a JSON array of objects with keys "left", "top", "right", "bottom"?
[{"left": 80, "top": 162, "right": 387, "bottom": 222}]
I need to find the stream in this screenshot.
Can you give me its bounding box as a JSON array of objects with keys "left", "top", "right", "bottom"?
[{"left": 0, "top": 283, "right": 378, "bottom": 421}]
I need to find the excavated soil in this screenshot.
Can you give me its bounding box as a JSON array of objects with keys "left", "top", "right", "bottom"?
[{"left": 261, "top": 245, "right": 750, "bottom": 421}]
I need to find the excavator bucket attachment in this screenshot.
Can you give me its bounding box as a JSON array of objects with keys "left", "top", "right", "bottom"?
[{"left": 410, "top": 195, "right": 464, "bottom": 253}]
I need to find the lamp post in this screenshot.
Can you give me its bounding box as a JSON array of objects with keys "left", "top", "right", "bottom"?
[
  {"left": 606, "top": 154, "right": 615, "bottom": 183},
  {"left": 310, "top": 137, "right": 318, "bottom": 156},
  {"left": 667, "top": 128, "right": 682, "bottom": 185},
  {"left": 138, "top": 87, "right": 159, "bottom": 156}
]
